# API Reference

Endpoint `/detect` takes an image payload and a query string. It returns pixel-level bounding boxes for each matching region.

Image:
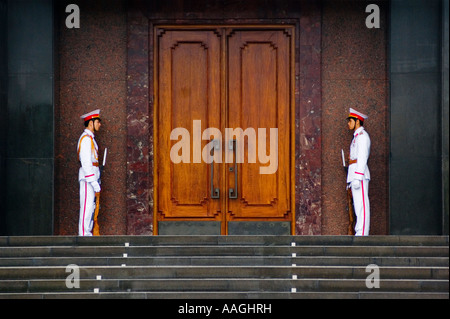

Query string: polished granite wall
[54,0,128,235]
[321,0,389,235]
[1,1,443,236]
[54,0,390,235]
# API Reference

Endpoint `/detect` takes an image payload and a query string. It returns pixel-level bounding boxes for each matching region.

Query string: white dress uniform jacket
[77,129,100,236]
[78,129,100,183]
[347,126,371,236]
[347,126,371,183]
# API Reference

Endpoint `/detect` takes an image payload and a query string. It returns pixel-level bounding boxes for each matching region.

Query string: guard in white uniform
[346,108,371,236]
[77,109,102,236]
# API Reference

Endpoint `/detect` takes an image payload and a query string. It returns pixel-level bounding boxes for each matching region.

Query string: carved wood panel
[155,26,294,231]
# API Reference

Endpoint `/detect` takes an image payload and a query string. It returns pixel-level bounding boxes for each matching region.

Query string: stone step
[0,278,447,294]
[0,256,447,267]
[0,245,447,258]
[1,235,448,247]
[1,291,448,299]
[0,235,447,299]
[0,265,447,280]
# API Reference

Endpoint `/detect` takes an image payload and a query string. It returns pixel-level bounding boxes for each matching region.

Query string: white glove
[351,180,361,190]
[91,181,101,193]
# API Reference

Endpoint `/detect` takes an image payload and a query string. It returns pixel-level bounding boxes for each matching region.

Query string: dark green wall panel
[0,0,7,235]
[2,0,54,235]
[5,158,53,235]
[389,0,445,234]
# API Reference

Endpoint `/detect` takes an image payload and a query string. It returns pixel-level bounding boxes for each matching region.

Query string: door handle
[210,139,220,199]
[228,140,238,199]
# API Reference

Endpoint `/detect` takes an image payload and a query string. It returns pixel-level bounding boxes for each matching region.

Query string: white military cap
[347,107,368,122]
[80,109,101,122]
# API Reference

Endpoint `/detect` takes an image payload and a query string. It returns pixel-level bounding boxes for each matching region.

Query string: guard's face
[94,119,102,131]
[347,118,355,131]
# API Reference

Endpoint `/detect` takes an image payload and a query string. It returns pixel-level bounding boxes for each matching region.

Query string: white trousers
[351,179,370,236]
[79,180,95,236]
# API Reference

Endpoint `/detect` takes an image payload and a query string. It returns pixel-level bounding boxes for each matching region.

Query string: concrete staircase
[0,235,448,299]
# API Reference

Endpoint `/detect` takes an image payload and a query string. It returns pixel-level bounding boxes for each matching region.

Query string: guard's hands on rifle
[91,181,101,193]
[351,179,361,190]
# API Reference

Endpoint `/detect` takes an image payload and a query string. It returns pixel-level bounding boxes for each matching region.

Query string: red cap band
[348,112,364,122]
[83,114,100,122]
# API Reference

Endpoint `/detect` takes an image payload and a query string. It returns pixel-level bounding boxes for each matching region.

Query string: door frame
[153,24,296,235]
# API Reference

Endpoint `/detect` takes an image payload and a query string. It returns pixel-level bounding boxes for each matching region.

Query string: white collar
[84,128,95,138]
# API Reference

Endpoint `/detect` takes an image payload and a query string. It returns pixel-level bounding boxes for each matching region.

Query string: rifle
[93,193,100,236]
[93,148,107,236]
[342,149,356,235]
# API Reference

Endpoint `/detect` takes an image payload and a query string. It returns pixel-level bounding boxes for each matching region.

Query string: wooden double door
[155,26,294,235]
